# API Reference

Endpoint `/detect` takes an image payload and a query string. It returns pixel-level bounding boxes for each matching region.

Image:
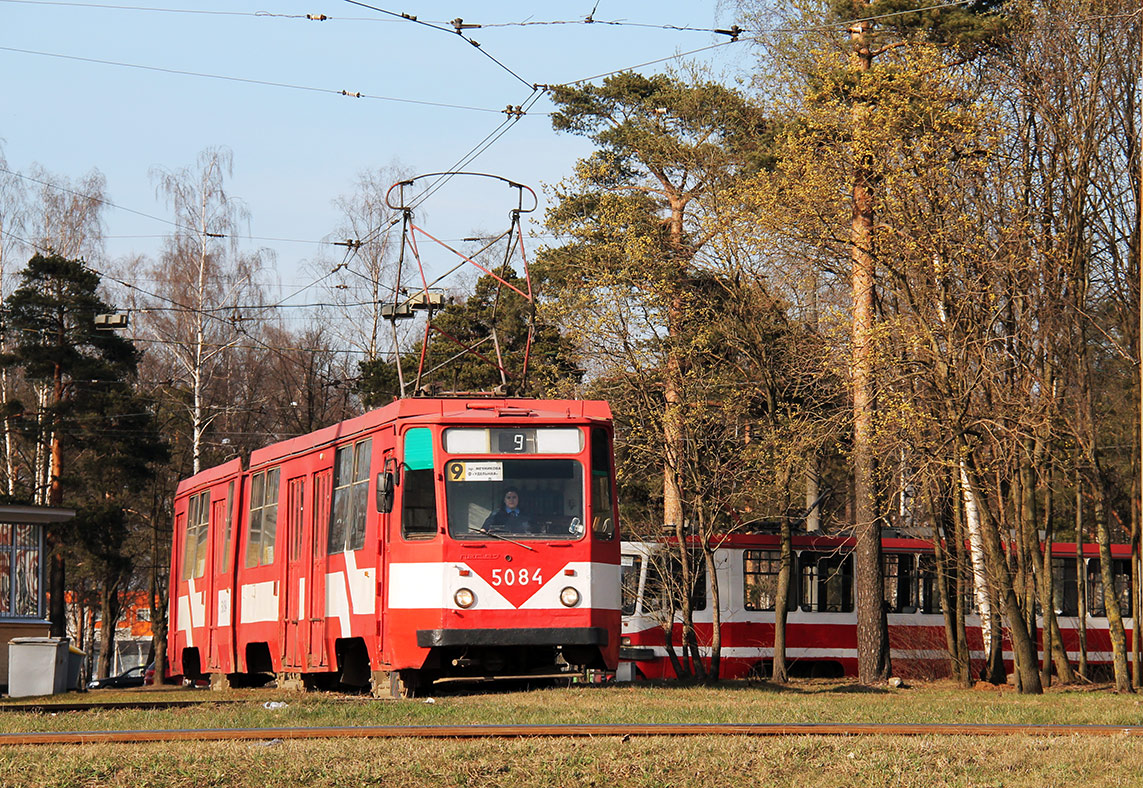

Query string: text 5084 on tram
[168,398,621,696]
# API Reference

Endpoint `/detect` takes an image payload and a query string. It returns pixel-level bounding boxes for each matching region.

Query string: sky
[1,0,753,307]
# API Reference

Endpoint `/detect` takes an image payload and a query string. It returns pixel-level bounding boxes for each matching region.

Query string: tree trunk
[704,543,720,682]
[48,364,66,637]
[951,490,973,685]
[772,516,793,683]
[671,531,702,681]
[962,453,1042,693]
[961,461,1001,683]
[1134,505,1142,688]
[1076,482,1089,680]
[1094,480,1133,692]
[1019,446,1066,687]
[1040,521,1076,684]
[848,15,890,686]
[805,459,821,532]
[924,472,967,684]
[97,578,123,680]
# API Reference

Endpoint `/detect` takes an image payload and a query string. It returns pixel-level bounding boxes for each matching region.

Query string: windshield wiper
[472,527,536,552]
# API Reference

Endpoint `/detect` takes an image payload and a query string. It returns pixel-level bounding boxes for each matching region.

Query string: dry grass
[1,680,1142,787]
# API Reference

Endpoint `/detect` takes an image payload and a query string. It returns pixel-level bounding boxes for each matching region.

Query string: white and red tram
[169,398,621,696]
[620,533,1135,680]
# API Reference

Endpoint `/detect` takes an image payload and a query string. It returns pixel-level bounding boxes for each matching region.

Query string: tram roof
[227,398,610,475]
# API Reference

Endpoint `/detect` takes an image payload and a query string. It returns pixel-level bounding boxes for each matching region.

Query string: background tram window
[1051,557,1079,616]
[883,553,917,613]
[800,553,853,613]
[917,555,943,614]
[644,553,706,615]
[1086,557,1132,618]
[744,549,795,612]
[621,555,642,616]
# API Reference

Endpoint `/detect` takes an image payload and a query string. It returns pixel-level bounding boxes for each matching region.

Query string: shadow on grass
[607,679,896,695]
[816,683,891,694]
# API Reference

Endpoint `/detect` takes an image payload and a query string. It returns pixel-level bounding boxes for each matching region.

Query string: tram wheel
[391,669,421,699]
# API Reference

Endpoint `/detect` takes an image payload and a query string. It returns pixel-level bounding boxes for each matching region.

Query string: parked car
[87,664,146,689]
[143,662,155,686]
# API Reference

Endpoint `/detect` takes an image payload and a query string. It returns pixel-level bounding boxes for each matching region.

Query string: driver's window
[402,428,438,539]
[590,428,616,540]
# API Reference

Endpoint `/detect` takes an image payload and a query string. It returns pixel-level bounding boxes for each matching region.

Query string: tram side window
[917,555,943,614]
[182,490,210,580]
[1051,557,1079,616]
[1086,558,1132,618]
[883,554,917,613]
[245,468,280,568]
[800,552,853,613]
[590,428,616,540]
[645,553,707,615]
[220,481,235,571]
[328,439,372,554]
[744,549,795,612]
[402,427,438,539]
[288,477,305,562]
[621,555,642,616]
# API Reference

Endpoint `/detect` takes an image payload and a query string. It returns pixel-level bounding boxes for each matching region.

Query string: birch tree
[320,166,410,363]
[144,147,267,474]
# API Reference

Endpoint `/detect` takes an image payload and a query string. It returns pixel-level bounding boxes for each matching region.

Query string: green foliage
[825,0,1009,54]
[0,253,167,495]
[1,254,138,385]
[551,72,774,181]
[0,252,168,638]
[544,71,828,535]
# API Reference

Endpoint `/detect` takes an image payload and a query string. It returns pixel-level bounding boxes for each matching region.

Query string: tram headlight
[559,586,580,607]
[454,588,476,609]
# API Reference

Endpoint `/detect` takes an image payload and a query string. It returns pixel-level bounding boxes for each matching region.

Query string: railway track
[3,722,1142,745]
[0,699,242,714]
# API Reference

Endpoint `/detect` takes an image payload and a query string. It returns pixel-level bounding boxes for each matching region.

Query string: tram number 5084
[491,568,541,587]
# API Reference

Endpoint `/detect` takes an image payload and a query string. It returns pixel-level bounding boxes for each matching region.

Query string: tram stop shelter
[0,505,75,687]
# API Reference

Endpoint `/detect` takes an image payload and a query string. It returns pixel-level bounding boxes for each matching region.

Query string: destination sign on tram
[446,461,503,482]
[443,427,583,455]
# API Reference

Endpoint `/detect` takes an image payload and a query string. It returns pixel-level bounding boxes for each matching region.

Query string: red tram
[169,398,621,696]
[620,533,1135,680]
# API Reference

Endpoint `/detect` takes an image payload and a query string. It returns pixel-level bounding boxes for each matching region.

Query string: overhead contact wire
[0,45,501,113]
[339,0,535,89]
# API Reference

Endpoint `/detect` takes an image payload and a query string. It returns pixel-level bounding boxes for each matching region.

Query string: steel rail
[0,699,240,714]
[3,722,1143,745]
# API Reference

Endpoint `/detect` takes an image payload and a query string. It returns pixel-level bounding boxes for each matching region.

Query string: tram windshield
[444,458,585,540]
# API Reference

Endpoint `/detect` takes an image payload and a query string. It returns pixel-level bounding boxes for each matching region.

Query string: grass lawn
[1,679,1141,787]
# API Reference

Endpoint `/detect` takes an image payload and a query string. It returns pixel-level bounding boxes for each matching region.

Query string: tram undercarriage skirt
[416,627,609,648]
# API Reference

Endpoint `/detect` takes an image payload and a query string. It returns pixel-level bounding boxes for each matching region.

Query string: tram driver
[482,488,529,533]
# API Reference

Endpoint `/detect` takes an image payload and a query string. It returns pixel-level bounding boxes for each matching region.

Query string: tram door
[377,445,396,659]
[308,468,332,668]
[283,476,307,669]
[208,482,236,673]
